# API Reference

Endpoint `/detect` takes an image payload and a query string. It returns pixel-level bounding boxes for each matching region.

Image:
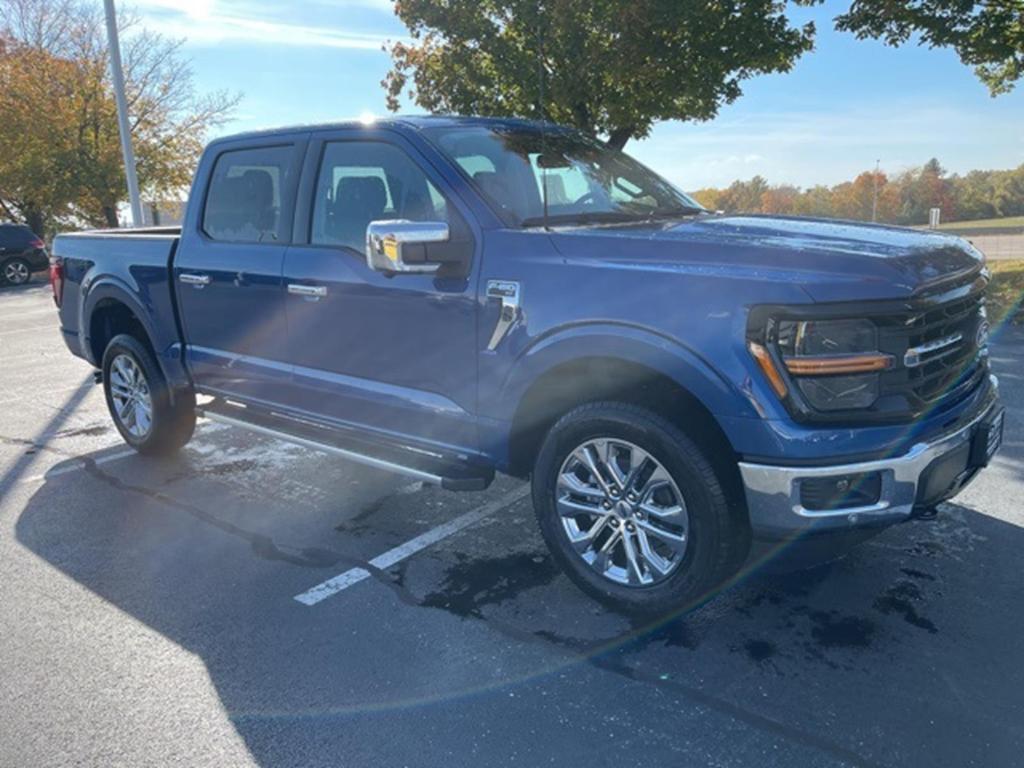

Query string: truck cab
[52,116,1003,613]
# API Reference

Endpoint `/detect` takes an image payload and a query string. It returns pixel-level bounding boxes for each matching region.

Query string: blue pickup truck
[52,116,1003,612]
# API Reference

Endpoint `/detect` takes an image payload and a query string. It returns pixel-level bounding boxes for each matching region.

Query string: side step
[196,400,494,491]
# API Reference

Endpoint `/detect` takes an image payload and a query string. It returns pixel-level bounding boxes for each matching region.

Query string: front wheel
[102,334,196,455]
[532,402,749,615]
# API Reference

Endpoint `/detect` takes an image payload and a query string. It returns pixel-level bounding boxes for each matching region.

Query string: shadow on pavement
[13,437,1024,767]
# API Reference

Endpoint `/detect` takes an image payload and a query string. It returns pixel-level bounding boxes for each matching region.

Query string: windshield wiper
[520,211,649,228]
[521,207,706,228]
[644,206,706,220]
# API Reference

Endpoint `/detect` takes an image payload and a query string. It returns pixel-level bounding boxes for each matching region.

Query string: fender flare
[79,276,190,392]
[80,277,157,363]
[493,321,758,423]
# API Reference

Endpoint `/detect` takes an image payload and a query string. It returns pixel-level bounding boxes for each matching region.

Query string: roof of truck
[207,114,567,145]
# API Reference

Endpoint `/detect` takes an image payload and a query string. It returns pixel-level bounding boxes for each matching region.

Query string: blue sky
[133,0,1024,190]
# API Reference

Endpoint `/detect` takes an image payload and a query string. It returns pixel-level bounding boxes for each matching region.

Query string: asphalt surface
[1,278,1022,768]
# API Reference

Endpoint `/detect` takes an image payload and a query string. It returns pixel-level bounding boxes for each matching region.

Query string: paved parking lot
[1,279,1023,768]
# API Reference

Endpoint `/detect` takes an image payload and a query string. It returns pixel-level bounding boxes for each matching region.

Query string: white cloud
[133,0,402,50]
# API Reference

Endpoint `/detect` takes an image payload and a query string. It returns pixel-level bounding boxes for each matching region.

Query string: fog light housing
[800,472,882,511]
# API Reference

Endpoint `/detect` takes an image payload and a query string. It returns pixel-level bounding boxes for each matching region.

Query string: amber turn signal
[783,354,893,376]
[747,342,788,398]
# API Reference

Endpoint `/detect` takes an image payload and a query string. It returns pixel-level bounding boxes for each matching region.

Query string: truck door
[174,137,306,405]
[281,131,480,454]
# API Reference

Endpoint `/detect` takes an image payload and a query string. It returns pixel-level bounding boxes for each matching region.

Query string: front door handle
[288,284,327,300]
[179,273,211,287]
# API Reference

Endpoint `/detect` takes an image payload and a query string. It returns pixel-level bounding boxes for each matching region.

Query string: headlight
[748,317,894,412]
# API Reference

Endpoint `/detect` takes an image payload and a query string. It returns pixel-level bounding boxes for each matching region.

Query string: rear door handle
[288,284,327,300]
[179,273,210,287]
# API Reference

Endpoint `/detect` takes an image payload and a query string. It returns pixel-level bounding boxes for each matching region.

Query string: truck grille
[876,278,989,416]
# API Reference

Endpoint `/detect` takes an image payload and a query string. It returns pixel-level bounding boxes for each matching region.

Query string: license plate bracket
[969,408,1004,468]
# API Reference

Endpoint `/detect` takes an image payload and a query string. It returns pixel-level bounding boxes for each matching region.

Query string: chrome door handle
[288,284,327,299]
[179,273,210,287]
[485,280,520,351]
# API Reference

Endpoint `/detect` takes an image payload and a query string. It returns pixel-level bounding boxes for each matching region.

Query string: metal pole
[871,159,880,223]
[103,0,143,228]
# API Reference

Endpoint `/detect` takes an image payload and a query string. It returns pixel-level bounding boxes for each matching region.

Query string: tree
[760,184,800,214]
[0,0,239,234]
[817,0,1024,96]
[385,0,815,149]
[793,184,835,218]
[688,159,1023,226]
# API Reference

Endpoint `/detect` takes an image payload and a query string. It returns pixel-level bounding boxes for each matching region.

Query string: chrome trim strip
[904,332,963,368]
[179,273,211,287]
[485,280,520,351]
[739,376,999,534]
[198,409,444,485]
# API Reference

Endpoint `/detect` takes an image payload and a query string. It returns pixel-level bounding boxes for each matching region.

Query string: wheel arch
[82,279,192,400]
[504,353,747,528]
[83,282,157,366]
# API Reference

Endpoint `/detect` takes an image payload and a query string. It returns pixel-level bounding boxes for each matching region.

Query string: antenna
[537,6,549,231]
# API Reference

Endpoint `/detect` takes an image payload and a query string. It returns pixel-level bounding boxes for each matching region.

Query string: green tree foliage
[810,0,1024,96]
[0,0,239,235]
[385,0,816,149]
[690,161,1024,225]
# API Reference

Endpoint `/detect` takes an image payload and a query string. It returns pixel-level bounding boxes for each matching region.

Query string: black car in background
[0,224,48,286]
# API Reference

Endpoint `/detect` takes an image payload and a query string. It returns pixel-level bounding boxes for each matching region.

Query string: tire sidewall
[102,334,172,452]
[3,258,31,286]
[533,405,733,614]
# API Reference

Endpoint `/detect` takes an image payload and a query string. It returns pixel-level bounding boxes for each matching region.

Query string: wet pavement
[2,279,1022,767]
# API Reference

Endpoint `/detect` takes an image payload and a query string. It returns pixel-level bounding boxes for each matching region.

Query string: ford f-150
[51,116,1004,613]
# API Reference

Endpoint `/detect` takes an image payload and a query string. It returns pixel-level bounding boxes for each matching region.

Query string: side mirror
[365,220,450,274]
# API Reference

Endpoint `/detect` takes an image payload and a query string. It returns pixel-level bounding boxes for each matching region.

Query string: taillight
[30,237,45,249]
[49,260,64,307]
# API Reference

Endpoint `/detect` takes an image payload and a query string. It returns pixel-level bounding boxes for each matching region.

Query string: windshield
[424,125,704,226]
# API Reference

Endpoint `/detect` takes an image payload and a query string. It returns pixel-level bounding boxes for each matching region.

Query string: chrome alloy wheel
[557,439,689,586]
[109,353,153,438]
[3,260,29,285]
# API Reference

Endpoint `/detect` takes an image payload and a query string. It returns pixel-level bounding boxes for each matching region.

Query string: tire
[532,402,749,615]
[2,257,32,286]
[101,333,196,456]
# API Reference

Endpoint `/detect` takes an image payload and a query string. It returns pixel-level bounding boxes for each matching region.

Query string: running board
[196,401,494,492]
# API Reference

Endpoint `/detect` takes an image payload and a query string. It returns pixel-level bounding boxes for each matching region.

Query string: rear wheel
[102,334,195,455]
[532,402,749,615]
[2,258,31,286]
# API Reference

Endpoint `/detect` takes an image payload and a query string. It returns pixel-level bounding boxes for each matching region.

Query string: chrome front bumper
[739,382,1002,539]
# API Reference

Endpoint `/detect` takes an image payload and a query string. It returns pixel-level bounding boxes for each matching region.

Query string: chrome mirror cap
[365,220,450,274]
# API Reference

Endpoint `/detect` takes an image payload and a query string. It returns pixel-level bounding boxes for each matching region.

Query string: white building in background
[141,200,186,227]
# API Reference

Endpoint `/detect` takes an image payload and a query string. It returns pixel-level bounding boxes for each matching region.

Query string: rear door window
[203,146,293,243]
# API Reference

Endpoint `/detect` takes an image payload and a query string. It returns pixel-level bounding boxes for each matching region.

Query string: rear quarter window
[0,225,35,246]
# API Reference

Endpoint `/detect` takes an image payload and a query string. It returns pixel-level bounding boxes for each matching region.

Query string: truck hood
[548,214,985,302]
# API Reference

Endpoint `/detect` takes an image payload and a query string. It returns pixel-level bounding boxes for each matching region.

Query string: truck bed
[52,228,183,371]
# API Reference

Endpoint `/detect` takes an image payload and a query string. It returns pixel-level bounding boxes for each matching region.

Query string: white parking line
[294,484,530,606]
[18,448,137,485]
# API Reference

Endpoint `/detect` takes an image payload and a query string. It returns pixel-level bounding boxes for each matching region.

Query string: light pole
[103,0,143,228]
[871,159,880,223]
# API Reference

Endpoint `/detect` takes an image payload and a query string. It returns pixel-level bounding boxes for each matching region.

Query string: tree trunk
[606,126,635,151]
[103,205,120,228]
[25,208,45,238]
